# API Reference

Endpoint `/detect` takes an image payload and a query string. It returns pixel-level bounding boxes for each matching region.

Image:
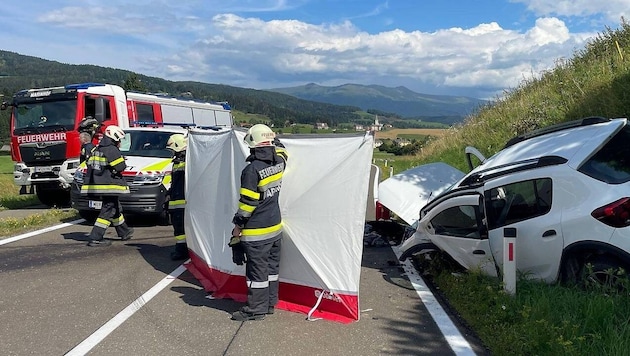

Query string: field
[374,128,449,140]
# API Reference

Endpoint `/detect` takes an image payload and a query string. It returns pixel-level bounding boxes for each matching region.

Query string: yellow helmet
[166,133,187,152]
[104,125,125,142]
[244,124,275,148]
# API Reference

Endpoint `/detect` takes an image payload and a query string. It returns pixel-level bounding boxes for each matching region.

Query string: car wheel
[580,256,628,291]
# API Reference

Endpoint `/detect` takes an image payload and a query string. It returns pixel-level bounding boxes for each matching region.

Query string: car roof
[472,118,627,173]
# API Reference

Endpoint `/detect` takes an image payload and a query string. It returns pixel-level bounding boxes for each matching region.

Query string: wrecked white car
[385,117,630,284]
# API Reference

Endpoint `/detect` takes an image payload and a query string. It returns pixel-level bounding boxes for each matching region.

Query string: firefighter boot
[170,242,189,261]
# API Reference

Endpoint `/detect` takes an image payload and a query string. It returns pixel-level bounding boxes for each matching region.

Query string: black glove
[229,236,246,265]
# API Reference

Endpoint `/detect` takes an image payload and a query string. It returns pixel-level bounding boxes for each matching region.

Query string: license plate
[88,200,102,209]
[34,166,53,173]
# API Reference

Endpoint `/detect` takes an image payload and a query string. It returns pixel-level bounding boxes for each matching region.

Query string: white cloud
[159,14,590,98]
[512,0,630,22]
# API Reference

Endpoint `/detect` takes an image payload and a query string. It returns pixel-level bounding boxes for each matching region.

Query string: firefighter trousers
[169,208,186,243]
[88,195,132,241]
[242,236,282,315]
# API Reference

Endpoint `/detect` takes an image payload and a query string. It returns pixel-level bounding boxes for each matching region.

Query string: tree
[123,73,147,92]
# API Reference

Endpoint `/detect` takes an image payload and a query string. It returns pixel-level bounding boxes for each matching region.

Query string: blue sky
[2,0,628,99]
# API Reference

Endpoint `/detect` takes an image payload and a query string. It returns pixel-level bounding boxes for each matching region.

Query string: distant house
[354,124,364,131]
[315,122,329,130]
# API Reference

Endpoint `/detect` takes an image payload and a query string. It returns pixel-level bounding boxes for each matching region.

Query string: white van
[71,126,198,223]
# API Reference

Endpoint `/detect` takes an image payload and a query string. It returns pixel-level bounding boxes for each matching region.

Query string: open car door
[420,193,498,277]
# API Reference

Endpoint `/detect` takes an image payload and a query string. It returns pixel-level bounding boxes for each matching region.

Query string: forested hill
[0,50,364,129]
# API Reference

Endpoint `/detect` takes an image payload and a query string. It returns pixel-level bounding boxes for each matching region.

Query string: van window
[485,178,552,229]
[430,205,481,239]
[578,124,630,184]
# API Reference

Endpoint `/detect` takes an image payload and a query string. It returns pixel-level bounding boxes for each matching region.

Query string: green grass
[0,209,79,237]
[433,269,630,356]
[0,153,40,209]
[0,153,78,237]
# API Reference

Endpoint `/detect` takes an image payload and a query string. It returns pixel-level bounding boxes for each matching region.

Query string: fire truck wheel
[36,189,71,208]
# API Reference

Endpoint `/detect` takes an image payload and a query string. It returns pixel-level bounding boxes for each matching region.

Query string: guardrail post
[503,227,517,295]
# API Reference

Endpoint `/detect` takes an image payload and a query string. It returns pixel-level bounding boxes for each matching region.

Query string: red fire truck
[1,82,232,207]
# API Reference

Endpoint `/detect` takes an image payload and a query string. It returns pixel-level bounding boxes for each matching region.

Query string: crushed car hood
[378,162,465,226]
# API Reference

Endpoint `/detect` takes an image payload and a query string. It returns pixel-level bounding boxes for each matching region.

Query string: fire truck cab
[1,83,129,206]
[1,82,233,207]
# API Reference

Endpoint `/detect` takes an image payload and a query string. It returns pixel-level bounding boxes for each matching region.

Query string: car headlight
[132,172,165,185]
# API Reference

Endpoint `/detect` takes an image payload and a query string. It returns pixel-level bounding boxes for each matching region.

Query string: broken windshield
[13,99,77,133]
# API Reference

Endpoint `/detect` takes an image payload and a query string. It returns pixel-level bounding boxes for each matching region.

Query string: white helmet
[244,124,275,148]
[104,125,125,142]
[166,133,187,152]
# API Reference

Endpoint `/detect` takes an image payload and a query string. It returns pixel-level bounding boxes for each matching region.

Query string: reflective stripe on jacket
[81,136,130,196]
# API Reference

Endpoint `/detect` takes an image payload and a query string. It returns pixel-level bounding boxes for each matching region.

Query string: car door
[420,192,498,277]
[485,177,563,282]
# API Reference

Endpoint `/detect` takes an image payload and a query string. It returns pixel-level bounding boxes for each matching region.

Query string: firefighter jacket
[233,144,287,243]
[80,136,130,196]
[168,151,186,210]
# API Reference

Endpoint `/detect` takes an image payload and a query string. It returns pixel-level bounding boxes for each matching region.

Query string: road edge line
[391,245,476,356]
[0,219,86,246]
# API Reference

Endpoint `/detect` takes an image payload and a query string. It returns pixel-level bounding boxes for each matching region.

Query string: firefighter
[166,133,189,260]
[230,124,287,321]
[78,116,100,164]
[81,125,134,247]
[79,131,94,164]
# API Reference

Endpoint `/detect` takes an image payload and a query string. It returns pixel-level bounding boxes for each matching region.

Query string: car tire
[580,255,628,291]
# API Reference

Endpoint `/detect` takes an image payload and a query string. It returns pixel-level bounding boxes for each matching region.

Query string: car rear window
[578,124,630,184]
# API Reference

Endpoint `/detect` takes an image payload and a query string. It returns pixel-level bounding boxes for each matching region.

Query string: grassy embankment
[0,152,78,238]
[384,23,630,355]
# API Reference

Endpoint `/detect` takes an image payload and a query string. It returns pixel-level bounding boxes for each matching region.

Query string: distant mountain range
[270,83,488,118]
[0,50,485,130]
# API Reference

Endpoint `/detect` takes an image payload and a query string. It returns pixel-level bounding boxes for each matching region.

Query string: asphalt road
[0,215,489,356]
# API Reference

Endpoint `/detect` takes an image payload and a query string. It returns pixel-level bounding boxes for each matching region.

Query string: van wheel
[157,210,171,226]
[78,210,99,223]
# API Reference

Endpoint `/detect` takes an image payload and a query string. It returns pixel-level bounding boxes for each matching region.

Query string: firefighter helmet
[244,124,275,148]
[104,125,125,142]
[166,133,187,152]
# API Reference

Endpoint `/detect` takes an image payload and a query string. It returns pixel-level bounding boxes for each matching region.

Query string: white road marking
[65,263,189,356]
[391,246,477,356]
[0,219,85,246]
